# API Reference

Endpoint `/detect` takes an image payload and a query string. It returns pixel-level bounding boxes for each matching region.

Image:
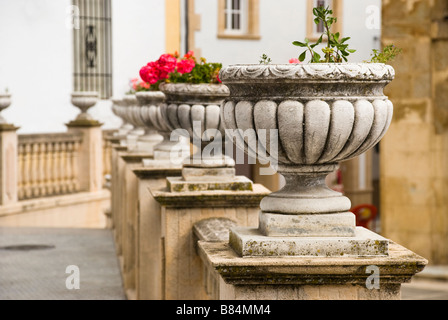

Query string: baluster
[53,142,61,194]
[60,141,68,194]
[23,143,32,199]
[72,140,80,192]
[38,142,46,197]
[66,141,74,193]
[46,142,54,196]
[17,144,24,200]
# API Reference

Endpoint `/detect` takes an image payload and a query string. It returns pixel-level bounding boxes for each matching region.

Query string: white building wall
[0,0,165,133]
[194,0,381,67]
[0,0,74,133]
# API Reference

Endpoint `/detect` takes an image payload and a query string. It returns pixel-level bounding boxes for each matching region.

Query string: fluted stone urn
[220,63,394,257]
[121,94,146,151]
[133,91,165,154]
[111,97,133,136]
[159,82,252,192]
[0,93,12,124]
[70,91,100,124]
[136,91,190,167]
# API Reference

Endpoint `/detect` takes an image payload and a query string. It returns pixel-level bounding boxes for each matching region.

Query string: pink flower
[289,58,301,64]
[157,54,177,79]
[140,61,161,84]
[177,58,195,74]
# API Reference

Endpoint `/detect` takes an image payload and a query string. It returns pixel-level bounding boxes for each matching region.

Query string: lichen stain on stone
[392,101,427,123]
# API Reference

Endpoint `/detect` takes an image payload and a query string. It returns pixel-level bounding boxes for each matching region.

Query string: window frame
[218,0,260,40]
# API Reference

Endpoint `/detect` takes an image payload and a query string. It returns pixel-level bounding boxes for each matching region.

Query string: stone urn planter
[111,97,133,136]
[0,93,12,124]
[122,94,144,136]
[159,82,252,191]
[136,91,189,166]
[70,91,99,123]
[134,91,164,154]
[121,94,146,151]
[219,63,394,257]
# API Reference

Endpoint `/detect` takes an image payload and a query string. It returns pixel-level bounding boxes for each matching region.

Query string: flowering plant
[127,78,151,94]
[139,51,222,89]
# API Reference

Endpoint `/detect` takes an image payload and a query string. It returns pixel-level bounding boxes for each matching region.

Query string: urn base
[166,176,253,193]
[229,226,389,257]
[259,211,356,237]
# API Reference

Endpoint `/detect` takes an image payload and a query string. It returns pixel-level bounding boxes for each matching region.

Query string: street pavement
[0,227,126,300]
[0,226,446,300]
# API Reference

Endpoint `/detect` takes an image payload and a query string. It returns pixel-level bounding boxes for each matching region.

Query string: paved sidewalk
[401,265,448,300]
[0,227,126,300]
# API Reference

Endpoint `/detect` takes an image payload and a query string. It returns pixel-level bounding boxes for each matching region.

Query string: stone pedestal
[152,184,270,300]
[66,121,104,192]
[115,152,153,300]
[110,143,128,255]
[0,124,19,205]
[198,240,427,300]
[132,167,182,300]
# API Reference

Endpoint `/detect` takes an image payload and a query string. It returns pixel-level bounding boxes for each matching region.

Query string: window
[306,0,343,41]
[224,0,246,34]
[72,0,113,99]
[218,0,260,40]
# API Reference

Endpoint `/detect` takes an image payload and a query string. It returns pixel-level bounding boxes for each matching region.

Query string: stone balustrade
[17,133,83,200]
[0,94,111,228]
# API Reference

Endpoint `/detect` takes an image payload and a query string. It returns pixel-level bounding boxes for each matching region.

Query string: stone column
[199,240,427,300]
[0,93,18,206]
[116,152,154,300]
[0,123,18,206]
[152,184,270,300]
[110,143,128,255]
[132,167,182,300]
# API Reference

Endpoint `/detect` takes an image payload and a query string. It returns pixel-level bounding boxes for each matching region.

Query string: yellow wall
[381,0,448,264]
[165,0,181,54]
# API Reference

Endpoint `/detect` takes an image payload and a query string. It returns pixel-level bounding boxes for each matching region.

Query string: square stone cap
[198,240,428,286]
[132,166,182,179]
[151,183,270,208]
[0,123,19,132]
[121,153,153,163]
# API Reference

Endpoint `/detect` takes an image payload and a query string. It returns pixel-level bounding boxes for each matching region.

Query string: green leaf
[313,52,321,62]
[316,34,323,44]
[347,49,356,53]
[341,37,350,43]
[299,51,307,62]
[292,41,307,47]
[314,18,320,25]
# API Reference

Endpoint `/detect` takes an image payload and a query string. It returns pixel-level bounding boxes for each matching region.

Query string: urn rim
[219,63,395,83]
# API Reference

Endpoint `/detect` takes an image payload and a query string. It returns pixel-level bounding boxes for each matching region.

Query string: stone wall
[381,0,448,264]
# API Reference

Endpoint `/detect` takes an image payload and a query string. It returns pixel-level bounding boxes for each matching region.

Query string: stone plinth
[132,167,182,300]
[152,184,270,300]
[0,124,19,205]
[66,121,104,192]
[198,240,427,300]
[230,227,388,257]
[115,151,153,300]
